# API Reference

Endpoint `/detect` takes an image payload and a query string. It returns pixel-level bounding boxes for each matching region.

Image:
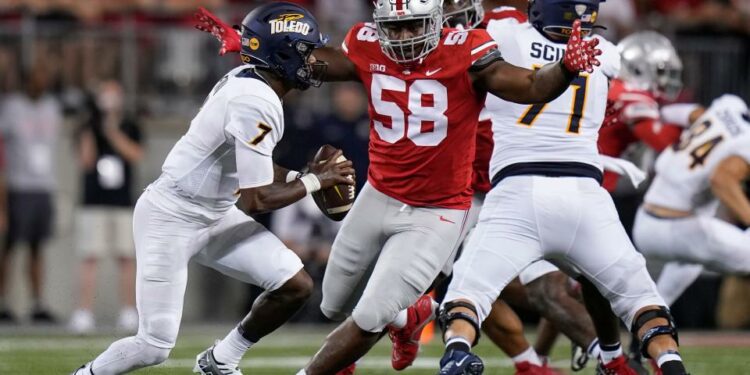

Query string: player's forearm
[238,181,307,215]
[273,164,293,183]
[525,61,578,104]
[315,47,359,82]
[712,182,750,226]
[711,159,750,226]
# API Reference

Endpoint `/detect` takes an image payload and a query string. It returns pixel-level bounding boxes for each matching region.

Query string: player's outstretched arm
[472,19,600,104]
[313,47,359,82]
[710,155,750,226]
[194,7,241,56]
[238,151,355,215]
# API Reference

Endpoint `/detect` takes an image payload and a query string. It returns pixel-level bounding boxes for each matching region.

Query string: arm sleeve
[225,95,283,156]
[236,140,274,189]
[468,29,499,66]
[660,103,700,127]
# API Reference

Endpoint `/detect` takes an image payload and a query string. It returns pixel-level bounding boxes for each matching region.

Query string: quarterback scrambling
[72,3,354,375]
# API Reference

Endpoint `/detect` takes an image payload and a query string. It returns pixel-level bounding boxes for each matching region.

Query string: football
[310,144,356,221]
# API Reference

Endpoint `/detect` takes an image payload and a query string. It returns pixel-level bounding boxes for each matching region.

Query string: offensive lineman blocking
[437,1,689,374]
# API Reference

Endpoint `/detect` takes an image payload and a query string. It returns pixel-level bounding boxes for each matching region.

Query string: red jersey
[342,23,497,209]
[598,79,682,191]
[471,8,528,194]
[472,118,493,193]
[480,6,527,28]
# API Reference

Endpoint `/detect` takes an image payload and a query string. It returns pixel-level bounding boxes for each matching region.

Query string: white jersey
[484,18,620,177]
[645,95,750,211]
[152,66,284,221]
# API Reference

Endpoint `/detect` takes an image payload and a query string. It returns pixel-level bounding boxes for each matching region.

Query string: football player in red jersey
[599,31,685,192]
[194,1,601,373]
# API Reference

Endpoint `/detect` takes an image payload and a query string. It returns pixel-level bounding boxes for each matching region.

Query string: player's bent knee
[320,305,348,322]
[351,299,401,333]
[274,270,313,305]
[140,313,180,349]
[631,306,679,358]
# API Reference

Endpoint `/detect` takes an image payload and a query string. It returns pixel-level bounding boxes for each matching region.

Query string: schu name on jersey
[530,42,565,62]
[269,14,311,35]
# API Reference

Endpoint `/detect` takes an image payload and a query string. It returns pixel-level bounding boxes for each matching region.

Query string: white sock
[390,309,409,329]
[512,347,542,366]
[600,342,623,364]
[656,352,683,367]
[213,328,255,366]
[587,338,601,359]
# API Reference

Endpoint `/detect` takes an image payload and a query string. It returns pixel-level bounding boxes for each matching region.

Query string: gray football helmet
[618,31,683,100]
[444,0,485,29]
[372,0,444,64]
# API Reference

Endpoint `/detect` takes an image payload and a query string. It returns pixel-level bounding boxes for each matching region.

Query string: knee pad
[141,313,180,349]
[437,300,481,346]
[631,306,679,359]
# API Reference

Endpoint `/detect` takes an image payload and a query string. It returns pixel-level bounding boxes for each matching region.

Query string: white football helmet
[373,0,444,64]
[618,31,683,100]
[444,0,485,29]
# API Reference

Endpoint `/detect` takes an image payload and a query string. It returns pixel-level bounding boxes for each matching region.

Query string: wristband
[299,173,321,194]
[286,170,300,183]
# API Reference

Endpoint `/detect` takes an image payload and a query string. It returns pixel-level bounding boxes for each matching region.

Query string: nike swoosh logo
[439,216,455,224]
[425,68,443,76]
[455,356,468,367]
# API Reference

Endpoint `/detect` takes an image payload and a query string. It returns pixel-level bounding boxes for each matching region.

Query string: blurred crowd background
[0,0,748,335]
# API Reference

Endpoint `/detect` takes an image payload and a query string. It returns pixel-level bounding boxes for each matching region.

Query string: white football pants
[88,189,303,374]
[633,207,750,306]
[445,176,665,328]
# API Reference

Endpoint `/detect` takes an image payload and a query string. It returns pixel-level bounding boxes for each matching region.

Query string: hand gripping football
[311,145,356,221]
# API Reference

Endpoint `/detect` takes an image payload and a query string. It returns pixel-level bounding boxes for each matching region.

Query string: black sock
[660,360,687,375]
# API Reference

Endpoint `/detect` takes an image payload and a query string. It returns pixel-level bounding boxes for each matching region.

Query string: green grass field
[2,325,749,374]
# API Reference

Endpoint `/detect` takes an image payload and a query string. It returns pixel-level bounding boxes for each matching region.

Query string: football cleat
[595,355,639,375]
[70,362,93,375]
[193,342,243,375]
[336,362,356,375]
[627,357,650,375]
[388,295,438,370]
[515,361,564,375]
[438,350,484,375]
